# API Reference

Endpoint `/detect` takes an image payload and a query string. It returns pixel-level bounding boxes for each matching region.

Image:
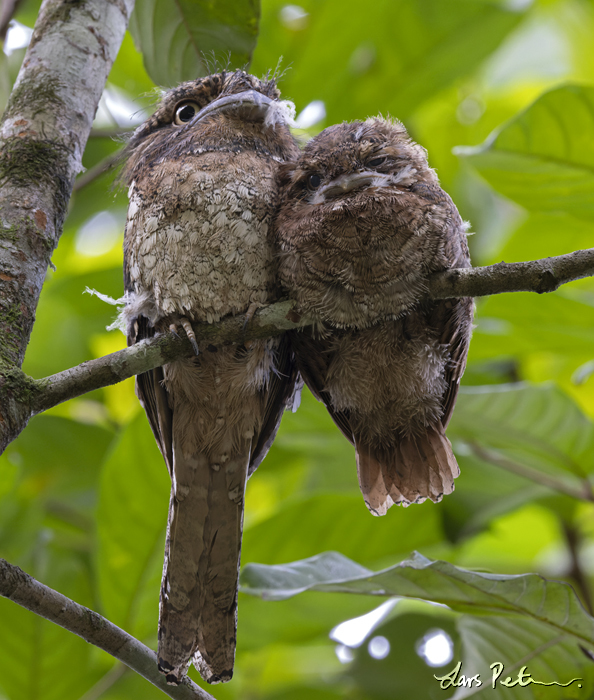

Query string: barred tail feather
[158,445,250,684]
[355,426,459,515]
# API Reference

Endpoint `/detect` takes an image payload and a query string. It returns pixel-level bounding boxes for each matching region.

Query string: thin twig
[74,149,123,191]
[90,127,134,139]
[77,663,128,700]
[0,558,215,700]
[562,522,593,616]
[469,442,594,503]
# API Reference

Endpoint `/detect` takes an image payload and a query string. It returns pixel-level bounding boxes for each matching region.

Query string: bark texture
[0,0,134,452]
[429,247,594,298]
[0,558,215,700]
[1,248,594,451]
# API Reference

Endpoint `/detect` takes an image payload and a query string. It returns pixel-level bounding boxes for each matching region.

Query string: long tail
[355,425,459,515]
[157,443,250,684]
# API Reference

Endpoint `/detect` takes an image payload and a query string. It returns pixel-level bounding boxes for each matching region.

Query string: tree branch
[0,558,215,700]
[2,247,594,448]
[429,247,594,298]
[74,147,123,191]
[0,0,134,451]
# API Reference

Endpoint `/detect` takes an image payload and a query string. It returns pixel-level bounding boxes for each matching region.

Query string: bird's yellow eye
[367,156,387,168]
[174,101,200,125]
[308,173,322,189]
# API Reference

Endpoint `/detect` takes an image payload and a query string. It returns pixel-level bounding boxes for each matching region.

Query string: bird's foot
[242,302,264,348]
[242,301,261,330]
[170,317,199,354]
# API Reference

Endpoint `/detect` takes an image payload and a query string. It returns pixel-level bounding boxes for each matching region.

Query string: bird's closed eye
[174,101,201,125]
[367,156,387,168]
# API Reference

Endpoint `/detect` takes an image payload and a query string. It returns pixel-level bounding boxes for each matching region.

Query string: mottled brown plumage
[276,118,473,514]
[121,71,300,684]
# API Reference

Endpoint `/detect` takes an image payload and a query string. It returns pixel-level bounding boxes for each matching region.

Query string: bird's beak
[320,172,380,199]
[191,89,275,124]
[313,171,403,205]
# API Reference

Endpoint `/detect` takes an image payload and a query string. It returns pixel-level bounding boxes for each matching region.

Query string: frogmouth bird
[121,71,300,684]
[276,117,473,515]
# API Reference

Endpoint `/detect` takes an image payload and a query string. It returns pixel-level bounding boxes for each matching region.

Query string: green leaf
[96,413,169,640]
[450,383,594,480]
[346,610,460,700]
[243,493,443,566]
[238,589,384,650]
[252,0,523,123]
[453,616,594,699]
[470,292,594,363]
[128,0,260,87]
[240,551,594,655]
[458,84,594,221]
[2,415,113,497]
[439,454,550,543]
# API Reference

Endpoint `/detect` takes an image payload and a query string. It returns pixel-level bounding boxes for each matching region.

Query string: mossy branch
[0,0,134,450]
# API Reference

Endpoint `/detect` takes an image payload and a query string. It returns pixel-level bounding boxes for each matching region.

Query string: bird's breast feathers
[125,151,279,324]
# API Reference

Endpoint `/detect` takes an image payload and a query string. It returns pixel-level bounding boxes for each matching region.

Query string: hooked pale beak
[320,172,380,198]
[191,89,274,124]
[312,171,400,204]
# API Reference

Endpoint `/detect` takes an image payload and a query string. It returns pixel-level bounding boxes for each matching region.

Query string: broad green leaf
[243,493,443,566]
[496,211,594,264]
[252,0,523,123]
[235,642,342,696]
[458,84,594,221]
[98,670,168,700]
[1,415,113,498]
[24,268,125,378]
[240,551,594,654]
[450,383,594,481]
[97,413,169,639]
[470,292,594,362]
[129,0,260,87]
[0,415,113,561]
[453,616,594,699]
[439,454,551,542]
[248,387,361,505]
[346,610,460,700]
[106,31,155,109]
[238,590,384,650]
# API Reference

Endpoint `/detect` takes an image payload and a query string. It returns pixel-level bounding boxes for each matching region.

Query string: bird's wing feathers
[249,334,302,475]
[128,315,174,474]
[433,295,473,428]
[289,329,355,444]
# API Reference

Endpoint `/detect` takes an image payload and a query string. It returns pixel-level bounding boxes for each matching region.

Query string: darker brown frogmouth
[276,118,473,514]
[121,71,300,684]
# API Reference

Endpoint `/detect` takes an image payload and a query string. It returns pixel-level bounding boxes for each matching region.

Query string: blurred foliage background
[1,0,594,698]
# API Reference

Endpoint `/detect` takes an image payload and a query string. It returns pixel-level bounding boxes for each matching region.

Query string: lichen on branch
[0,0,135,452]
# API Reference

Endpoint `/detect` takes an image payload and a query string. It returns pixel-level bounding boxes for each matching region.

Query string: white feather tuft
[264,99,297,128]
